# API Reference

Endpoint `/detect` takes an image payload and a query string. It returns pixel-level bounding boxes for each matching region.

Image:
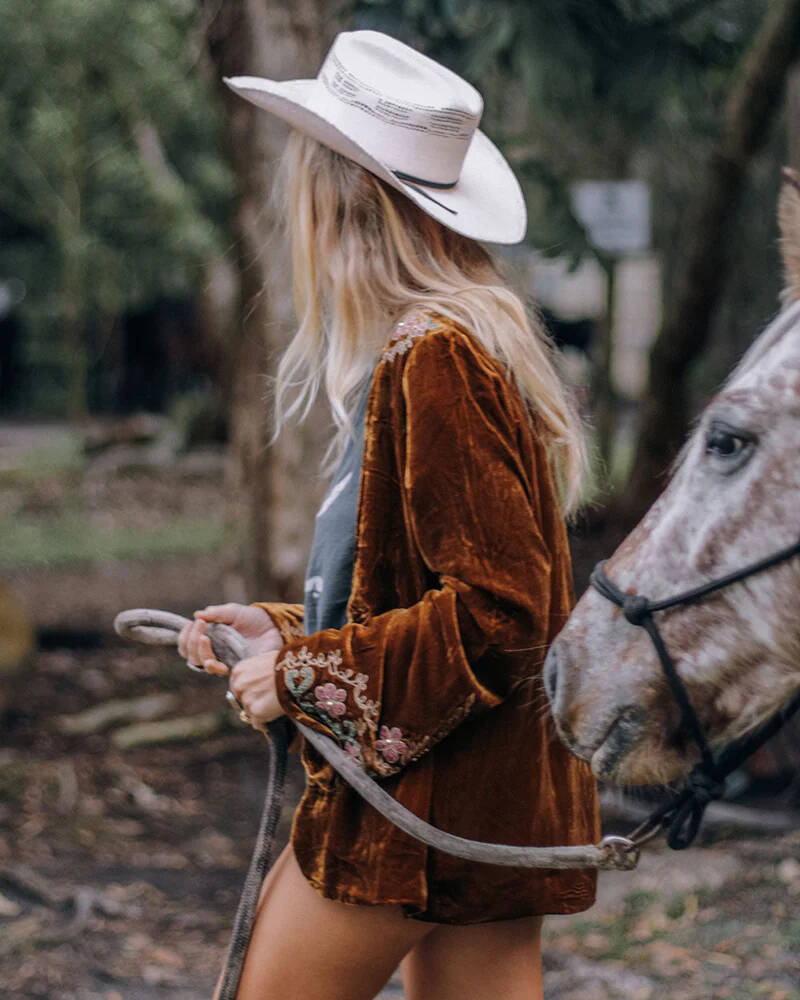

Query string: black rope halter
[590,535,800,850]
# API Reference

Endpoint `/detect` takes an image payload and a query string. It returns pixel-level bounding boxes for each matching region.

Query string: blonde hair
[273,131,587,513]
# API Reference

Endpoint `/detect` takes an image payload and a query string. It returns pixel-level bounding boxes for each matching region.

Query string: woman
[179,30,599,1000]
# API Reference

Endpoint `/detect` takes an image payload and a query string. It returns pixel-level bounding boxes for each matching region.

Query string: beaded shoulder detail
[381,310,442,363]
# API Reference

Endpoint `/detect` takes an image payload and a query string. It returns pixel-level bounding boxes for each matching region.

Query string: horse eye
[704,422,754,466]
[706,429,744,456]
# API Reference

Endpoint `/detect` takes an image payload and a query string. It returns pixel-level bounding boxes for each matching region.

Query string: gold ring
[239,709,251,725]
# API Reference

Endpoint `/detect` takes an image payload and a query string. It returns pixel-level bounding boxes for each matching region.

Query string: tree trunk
[621,0,800,519]
[62,61,90,425]
[789,66,800,169]
[203,0,340,599]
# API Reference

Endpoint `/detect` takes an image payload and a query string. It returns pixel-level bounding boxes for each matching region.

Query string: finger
[228,659,250,688]
[200,633,214,663]
[180,620,201,662]
[195,604,238,623]
[184,620,200,663]
[187,620,208,665]
[250,694,283,725]
[203,658,229,676]
[177,622,191,659]
[228,668,244,702]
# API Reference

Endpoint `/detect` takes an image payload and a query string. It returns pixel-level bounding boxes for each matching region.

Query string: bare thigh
[218,844,434,1000]
[401,914,544,1000]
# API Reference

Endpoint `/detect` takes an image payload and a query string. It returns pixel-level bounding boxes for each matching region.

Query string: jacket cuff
[273,642,368,764]
[250,602,305,646]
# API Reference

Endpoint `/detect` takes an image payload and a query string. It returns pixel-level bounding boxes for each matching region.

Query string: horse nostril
[543,647,559,705]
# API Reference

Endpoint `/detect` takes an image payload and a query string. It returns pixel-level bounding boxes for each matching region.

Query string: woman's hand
[229,650,284,728]
[177,603,281,676]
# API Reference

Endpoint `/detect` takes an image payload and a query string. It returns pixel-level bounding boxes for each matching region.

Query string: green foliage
[2,1,781,421]
[355,0,762,118]
[0,430,83,486]
[353,0,768,257]
[0,510,232,569]
[0,0,234,414]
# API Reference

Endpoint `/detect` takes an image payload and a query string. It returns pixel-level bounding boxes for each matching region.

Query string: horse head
[545,169,800,785]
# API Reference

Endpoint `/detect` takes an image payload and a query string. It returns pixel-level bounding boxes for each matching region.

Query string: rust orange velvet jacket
[256,311,600,924]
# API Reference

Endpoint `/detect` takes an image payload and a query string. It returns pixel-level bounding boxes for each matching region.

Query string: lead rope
[114,608,639,999]
[217,717,291,1000]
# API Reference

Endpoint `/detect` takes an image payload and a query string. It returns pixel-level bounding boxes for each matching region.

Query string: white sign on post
[570,180,651,255]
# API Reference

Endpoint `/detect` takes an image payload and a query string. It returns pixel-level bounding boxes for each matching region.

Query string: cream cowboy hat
[224,30,526,245]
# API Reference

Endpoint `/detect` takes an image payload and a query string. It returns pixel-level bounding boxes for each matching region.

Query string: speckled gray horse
[545,170,800,786]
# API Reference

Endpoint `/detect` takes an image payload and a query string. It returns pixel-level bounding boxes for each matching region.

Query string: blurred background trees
[3,0,800,591]
[202,0,336,597]
[0,0,233,421]
[356,0,800,514]
[3,10,800,991]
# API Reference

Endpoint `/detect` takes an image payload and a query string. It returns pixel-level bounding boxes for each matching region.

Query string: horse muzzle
[544,641,648,779]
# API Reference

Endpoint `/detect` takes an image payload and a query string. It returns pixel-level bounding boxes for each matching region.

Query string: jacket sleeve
[273,328,554,776]
[250,602,305,646]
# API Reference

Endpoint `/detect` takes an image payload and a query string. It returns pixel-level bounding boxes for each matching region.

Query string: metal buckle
[598,835,640,871]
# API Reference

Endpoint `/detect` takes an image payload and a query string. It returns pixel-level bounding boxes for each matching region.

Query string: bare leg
[401,914,544,1000]
[214,844,434,1000]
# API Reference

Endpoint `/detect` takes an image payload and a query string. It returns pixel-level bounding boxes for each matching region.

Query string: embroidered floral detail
[369,695,477,777]
[278,646,344,698]
[381,311,440,363]
[284,664,315,697]
[325,663,380,731]
[314,682,347,718]
[299,698,360,752]
[277,646,379,767]
[282,646,343,671]
[391,312,431,341]
[375,725,408,764]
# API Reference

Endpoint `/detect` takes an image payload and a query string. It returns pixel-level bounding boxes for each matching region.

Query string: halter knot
[623,594,650,626]
[663,763,727,850]
[685,764,725,806]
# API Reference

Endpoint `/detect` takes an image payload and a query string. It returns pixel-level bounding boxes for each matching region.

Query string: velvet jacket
[257,310,600,924]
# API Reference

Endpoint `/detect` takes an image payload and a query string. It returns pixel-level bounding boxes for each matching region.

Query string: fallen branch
[56,693,179,735]
[0,916,44,958]
[0,865,138,953]
[118,773,173,814]
[0,863,68,908]
[112,710,230,748]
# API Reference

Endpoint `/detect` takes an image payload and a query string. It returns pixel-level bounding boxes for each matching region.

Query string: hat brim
[223,76,526,245]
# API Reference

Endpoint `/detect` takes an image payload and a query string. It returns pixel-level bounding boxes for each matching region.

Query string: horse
[544,169,800,789]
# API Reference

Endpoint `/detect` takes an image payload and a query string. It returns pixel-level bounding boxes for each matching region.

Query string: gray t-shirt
[304,377,372,634]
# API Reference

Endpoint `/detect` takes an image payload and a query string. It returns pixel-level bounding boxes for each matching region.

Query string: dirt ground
[1,431,799,999]
[2,567,798,1000]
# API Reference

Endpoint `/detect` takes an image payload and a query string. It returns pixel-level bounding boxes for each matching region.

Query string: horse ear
[779,167,800,302]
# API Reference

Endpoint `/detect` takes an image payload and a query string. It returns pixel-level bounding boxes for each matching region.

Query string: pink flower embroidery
[314,683,347,718]
[344,741,362,762]
[391,311,430,341]
[376,725,408,764]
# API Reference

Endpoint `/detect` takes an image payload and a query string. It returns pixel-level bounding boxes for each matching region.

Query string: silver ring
[226,689,244,713]
[187,661,206,674]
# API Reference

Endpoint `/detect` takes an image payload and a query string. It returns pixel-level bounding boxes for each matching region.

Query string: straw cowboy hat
[224,30,526,245]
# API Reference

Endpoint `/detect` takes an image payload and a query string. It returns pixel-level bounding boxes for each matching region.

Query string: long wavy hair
[273,131,587,514]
